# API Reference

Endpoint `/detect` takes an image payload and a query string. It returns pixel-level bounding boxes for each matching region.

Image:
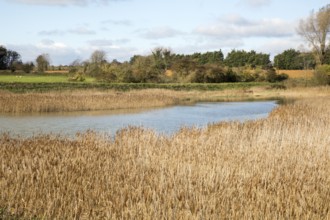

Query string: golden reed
[0,86,328,114]
[0,89,183,113]
[0,87,329,219]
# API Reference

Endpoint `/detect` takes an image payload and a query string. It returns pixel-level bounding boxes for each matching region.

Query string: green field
[0,74,96,83]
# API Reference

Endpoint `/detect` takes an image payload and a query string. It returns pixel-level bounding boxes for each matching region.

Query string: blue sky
[1,0,329,65]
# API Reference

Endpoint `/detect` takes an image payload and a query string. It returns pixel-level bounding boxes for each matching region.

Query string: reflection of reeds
[1,94,329,219]
[0,87,329,113]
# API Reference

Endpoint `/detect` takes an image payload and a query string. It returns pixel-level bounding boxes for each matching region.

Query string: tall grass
[0,89,183,113]
[0,87,329,114]
[0,92,329,219]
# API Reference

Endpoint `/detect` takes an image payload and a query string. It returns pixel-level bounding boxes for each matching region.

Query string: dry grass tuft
[1,91,330,219]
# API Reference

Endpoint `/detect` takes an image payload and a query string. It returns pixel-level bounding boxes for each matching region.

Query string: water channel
[0,101,278,137]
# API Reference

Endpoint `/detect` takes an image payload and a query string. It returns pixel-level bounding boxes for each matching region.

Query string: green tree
[190,50,224,65]
[274,49,302,70]
[151,47,173,72]
[6,50,21,72]
[130,55,161,83]
[247,50,270,68]
[224,50,270,68]
[36,54,50,72]
[171,56,197,79]
[22,62,35,73]
[85,50,107,77]
[225,50,248,67]
[297,4,330,64]
[0,46,21,71]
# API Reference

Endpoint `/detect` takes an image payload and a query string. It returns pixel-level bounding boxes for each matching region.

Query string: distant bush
[68,71,85,82]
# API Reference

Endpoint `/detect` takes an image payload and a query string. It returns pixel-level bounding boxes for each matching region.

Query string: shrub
[314,65,330,85]
[68,71,85,82]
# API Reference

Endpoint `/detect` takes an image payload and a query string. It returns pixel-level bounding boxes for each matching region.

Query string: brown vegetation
[0,88,330,219]
[0,89,183,113]
[0,86,328,114]
[278,69,314,78]
[44,70,69,74]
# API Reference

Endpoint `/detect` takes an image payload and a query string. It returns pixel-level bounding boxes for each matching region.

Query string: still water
[0,101,278,137]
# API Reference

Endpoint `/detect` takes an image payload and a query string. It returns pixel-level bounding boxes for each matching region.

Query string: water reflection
[0,101,278,137]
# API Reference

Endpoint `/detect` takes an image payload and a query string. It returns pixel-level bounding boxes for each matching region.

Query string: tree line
[0,46,51,73]
[67,48,289,83]
[0,45,324,83]
[0,46,34,73]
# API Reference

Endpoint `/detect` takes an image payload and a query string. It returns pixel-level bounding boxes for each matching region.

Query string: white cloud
[88,39,113,47]
[68,27,96,35]
[10,0,88,6]
[39,27,96,36]
[7,39,139,65]
[173,37,244,55]
[7,41,80,65]
[88,38,130,47]
[39,30,64,36]
[139,27,184,39]
[101,19,132,26]
[38,39,68,49]
[9,0,125,6]
[240,0,271,7]
[195,15,295,39]
[256,36,302,57]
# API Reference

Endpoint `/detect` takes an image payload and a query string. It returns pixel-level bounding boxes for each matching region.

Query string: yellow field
[278,69,314,78]
[44,70,69,74]
[0,87,330,219]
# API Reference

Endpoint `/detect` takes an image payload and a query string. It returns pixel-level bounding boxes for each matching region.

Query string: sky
[1,0,329,65]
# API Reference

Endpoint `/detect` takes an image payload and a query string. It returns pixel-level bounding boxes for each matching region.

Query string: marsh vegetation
[0,87,329,219]
[0,86,327,114]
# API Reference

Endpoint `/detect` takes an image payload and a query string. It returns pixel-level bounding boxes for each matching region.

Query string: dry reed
[0,89,182,113]
[0,86,329,114]
[0,90,329,219]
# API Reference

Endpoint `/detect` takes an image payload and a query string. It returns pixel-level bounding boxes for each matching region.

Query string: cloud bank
[10,0,125,6]
[139,27,184,39]
[241,0,271,7]
[194,15,294,39]
[39,27,96,36]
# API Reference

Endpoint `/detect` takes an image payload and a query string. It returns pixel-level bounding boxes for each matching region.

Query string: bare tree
[297,4,330,65]
[90,50,107,64]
